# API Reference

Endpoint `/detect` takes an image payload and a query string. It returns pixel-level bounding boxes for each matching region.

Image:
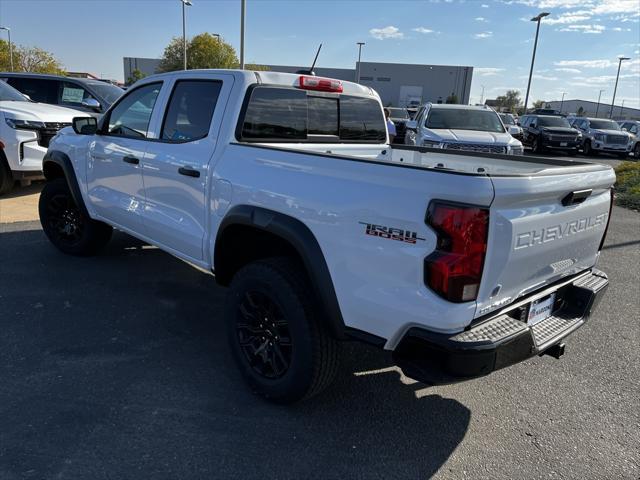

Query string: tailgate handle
[562,189,592,206]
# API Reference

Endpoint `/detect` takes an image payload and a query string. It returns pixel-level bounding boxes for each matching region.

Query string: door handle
[178,166,200,178]
[123,156,139,165]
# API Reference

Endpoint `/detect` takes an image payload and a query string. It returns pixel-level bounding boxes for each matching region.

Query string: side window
[107,82,162,139]
[7,77,58,104]
[339,96,386,141]
[60,82,95,107]
[161,80,222,142]
[630,125,638,135]
[241,87,307,140]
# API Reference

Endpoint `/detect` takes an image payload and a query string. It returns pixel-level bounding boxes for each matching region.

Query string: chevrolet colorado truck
[39,70,614,403]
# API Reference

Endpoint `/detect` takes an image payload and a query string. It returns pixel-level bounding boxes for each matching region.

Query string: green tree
[17,46,65,74]
[245,63,270,71]
[445,93,459,104]
[532,99,545,109]
[159,33,238,72]
[577,106,585,117]
[127,68,146,86]
[0,39,20,71]
[495,90,522,112]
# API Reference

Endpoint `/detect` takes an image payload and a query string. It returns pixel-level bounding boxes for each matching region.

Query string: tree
[159,33,238,72]
[127,68,146,86]
[245,63,270,71]
[577,106,585,117]
[445,93,459,104]
[532,100,545,109]
[495,89,522,113]
[0,40,64,74]
[0,39,19,71]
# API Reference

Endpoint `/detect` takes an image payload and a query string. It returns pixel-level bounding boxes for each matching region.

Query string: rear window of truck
[238,86,386,143]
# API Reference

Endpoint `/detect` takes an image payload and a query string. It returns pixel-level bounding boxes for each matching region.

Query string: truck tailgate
[475,166,615,318]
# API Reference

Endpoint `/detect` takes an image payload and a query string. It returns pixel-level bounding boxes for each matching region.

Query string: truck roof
[141,69,378,99]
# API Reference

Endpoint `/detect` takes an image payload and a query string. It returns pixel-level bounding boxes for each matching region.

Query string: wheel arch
[42,150,90,217]
[214,205,346,339]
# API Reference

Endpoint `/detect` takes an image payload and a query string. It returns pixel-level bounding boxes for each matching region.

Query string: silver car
[571,117,632,158]
[405,104,524,155]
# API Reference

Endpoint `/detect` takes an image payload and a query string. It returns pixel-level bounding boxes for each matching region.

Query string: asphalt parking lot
[0,154,638,480]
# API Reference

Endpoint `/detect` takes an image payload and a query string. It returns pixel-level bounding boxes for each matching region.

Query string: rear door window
[6,77,59,104]
[239,86,386,143]
[161,80,222,142]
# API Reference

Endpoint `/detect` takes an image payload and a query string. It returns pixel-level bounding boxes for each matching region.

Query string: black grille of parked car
[444,143,507,154]
[548,134,578,142]
[37,122,71,148]
[605,134,628,145]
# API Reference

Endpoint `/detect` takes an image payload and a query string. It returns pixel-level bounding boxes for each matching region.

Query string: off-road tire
[39,178,112,256]
[0,155,14,196]
[225,257,340,403]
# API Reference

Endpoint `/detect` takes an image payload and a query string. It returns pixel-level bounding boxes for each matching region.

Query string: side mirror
[621,127,628,132]
[405,120,418,131]
[530,123,537,129]
[81,98,101,111]
[72,116,98,135]
[507,125,520,135]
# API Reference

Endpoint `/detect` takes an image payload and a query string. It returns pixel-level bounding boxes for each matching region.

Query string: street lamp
[480,84,486,104]
[0,26,13,71]
[180,0,192,71]
[523,12,550,114]
[609,56,630,119]
[559,92,566,113]
[240,0,246,69]
[595,89,605,117]
[356,42,365,83]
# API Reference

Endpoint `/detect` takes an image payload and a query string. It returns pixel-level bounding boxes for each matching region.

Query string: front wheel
[225,257,340,403]
[532,138,545,154]
[39,178,112,256]
[583,140,597,156]
[634,143,640,159]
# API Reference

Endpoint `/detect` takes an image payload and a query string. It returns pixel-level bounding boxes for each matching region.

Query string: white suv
[0,80,87,195]
[405,104,524,155]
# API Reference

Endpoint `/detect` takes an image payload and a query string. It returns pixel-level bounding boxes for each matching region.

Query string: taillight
[598,189,614,251]
[424,201,489,302]
[298,75,343,93]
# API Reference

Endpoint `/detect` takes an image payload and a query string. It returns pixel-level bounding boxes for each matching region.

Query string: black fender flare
[215,205,346,339]
[42,150,90,217]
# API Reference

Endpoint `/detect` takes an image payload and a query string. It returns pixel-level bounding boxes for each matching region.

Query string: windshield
[499,114,515,125]
[86,82,124,105]
[0,80,28,102]
[387,108,409,119]
[426,108,504,133]
[590,119,620,130]
[538,116,571,127]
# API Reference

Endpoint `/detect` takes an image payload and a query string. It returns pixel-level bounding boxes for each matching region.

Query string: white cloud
[555,59,614,68]
[543,10,593,24]
[555,67,582,73]
[591,0,640,15]
[474,31,494,38]
[558,24,606,33]
[475,67,506,76]
[612,27,632,31]
[369,26,404,40]
[412,27,435,34]
[475,16,489,22]
[481,3,490,6]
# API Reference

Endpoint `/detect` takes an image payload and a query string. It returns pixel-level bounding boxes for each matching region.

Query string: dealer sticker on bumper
[528,293,556,326]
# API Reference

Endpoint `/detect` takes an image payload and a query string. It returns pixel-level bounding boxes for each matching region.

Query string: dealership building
[544,99,640,121]
[123,57,473,106]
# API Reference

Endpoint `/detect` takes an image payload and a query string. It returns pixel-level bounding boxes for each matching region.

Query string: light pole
[595,89,604,117]
[609,56,630,119]
[559,92,566,113]
[356,42,365,83]
[480,84,486,104]
[619,99,625,118]
[523,12,550,114]
[0,26,13,71]
[180,0,192,70]
[240,0,246,69]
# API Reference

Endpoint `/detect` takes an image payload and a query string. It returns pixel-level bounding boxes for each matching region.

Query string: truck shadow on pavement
[0,228,470,480]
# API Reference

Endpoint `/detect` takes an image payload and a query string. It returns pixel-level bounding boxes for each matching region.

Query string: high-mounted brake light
[298,75,343,93]
[424,201,489,303]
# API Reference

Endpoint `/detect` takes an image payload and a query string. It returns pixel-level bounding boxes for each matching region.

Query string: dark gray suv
[0,73,123,115]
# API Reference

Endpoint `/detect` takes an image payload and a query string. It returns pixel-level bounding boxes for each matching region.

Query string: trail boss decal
[359,222,425,244]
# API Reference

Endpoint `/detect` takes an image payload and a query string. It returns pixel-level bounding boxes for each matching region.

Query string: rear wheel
[225,257,340,403]
[0,156,14,196]
[583,140,597,156]
[39,178,112,256]
[532,138,545,154]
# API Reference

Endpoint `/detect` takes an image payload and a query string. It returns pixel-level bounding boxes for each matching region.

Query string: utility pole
[609,56,630,119]
[523,12,550,114]
[595,89,604,117]
[356,42,365,83]
[0,27,12,71]
[559,92,566,114]
[180,0,192,70]
[240,0,246,69]
[480,85,485,105]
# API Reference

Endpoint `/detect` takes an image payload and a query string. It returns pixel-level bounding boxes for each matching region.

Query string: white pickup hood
[0,100,82,122]
[475,165,615,318]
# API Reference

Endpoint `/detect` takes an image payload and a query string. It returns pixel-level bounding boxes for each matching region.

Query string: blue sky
[1,0,638,108]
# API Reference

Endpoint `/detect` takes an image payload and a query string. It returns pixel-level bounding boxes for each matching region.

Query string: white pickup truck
[39,70,614,403]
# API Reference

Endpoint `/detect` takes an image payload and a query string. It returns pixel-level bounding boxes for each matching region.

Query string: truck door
[140,74,233,261]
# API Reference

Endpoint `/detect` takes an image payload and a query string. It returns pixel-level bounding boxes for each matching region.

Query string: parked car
[572,117,633,158]
[519,114,581,155]
[0,73,124,115]
[619,120,640,158]
[405,103,524,154]
[499,113,523,141]
[40,70,613,402]
[0,80,89,195]
[387,107,409,144]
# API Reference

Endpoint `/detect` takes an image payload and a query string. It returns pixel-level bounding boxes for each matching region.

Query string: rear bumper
[392,269,608,385]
